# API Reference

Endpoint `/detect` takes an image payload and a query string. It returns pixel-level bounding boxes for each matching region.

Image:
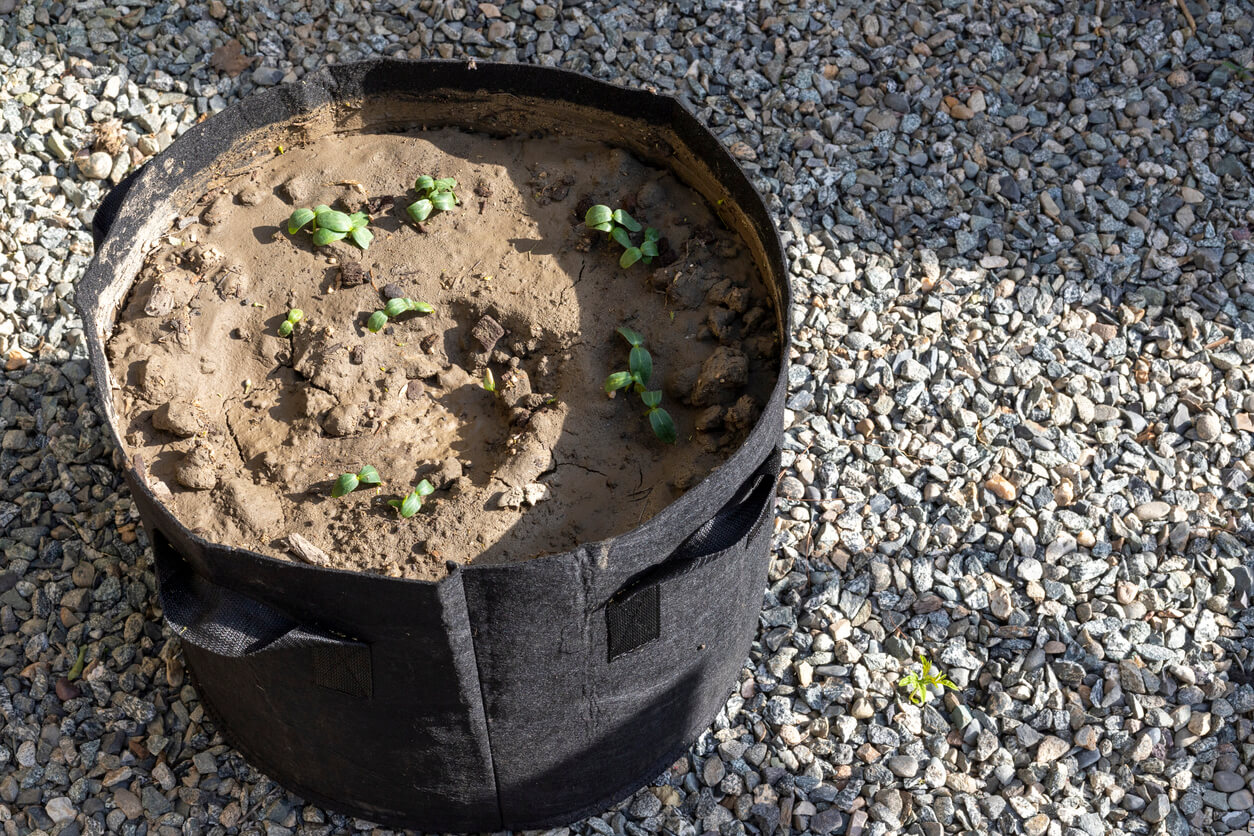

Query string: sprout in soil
[481,368,497,393]
[898,654,959,706]
[331,464,382,498]
[277,308,304,338]
[604,326,677,444]
[407,175,459,223]
[584,205,661,268]
[288,205,373,249]
[367,297,435,333]
[388,479,435,518]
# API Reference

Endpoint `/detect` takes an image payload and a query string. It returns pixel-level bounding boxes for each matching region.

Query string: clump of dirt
[107,127,778,580]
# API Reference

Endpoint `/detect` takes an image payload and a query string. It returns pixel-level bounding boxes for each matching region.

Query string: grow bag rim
[79,59,791,588]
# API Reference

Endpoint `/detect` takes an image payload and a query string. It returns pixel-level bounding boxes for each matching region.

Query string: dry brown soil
[107,127,777,580]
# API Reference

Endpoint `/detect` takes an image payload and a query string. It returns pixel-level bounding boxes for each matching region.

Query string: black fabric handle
[667,447,780,568]
[152,531,373,697]
[91,164,146,249]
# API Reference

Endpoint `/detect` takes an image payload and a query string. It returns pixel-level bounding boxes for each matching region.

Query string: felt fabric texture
[81,60,791,831]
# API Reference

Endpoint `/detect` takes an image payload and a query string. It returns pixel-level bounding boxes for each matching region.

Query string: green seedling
[1220,60,1252,82]
[331,465,382,498]
[585,205,661,268]
[277,308,304,338]
[407,175,459,223]
[898,654,958,706]
[481,368,497,393]
[604,326,676,444]
[367,298,435,332]
[288,205,373,249]
[67,646,87,681]
[388,479,435,518]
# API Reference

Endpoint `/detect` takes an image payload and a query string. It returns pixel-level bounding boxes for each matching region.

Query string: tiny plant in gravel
[288,205,373,249]
[331,465,382,498]
[389,479,435,518]
[481,368,497,393]
[585,205,660,268]
[367,298,434,333]
[898,654,958,706]
[407,175,459,223]
[277,308,303,338]
[604,326,676,443]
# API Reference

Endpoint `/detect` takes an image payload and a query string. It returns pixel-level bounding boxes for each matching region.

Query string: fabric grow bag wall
[80,60,791,831]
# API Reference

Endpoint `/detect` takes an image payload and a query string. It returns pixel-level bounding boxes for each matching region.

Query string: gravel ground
[3,1,1254,835]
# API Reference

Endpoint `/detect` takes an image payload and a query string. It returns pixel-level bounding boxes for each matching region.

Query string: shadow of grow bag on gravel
[80,60,791,832]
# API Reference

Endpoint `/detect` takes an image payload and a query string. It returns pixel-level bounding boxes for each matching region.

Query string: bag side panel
[170,551,500,831]
[463,481,774,828]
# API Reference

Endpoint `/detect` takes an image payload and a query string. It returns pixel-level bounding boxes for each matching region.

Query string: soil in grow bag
[106,123,778,580]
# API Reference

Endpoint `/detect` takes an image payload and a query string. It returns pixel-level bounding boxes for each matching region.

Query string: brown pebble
[985,473,1017,501]
[55,677,80,701]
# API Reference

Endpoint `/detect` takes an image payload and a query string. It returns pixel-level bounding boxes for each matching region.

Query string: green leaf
[648,407,677,444]
[278,320,293,338]
[357,465,381,484]
[644,226,660,242]
[610,226,633,250]
[67,646,86,681]
[399,491,422,518]
[589,221,613,233]
[287,208,315,234]
[629,345,652,385]
[431,193,456,212]
[367,311,388,332]
[287,309,304,324]
[311,227,346,246]
[641,389,662,408]
[612,209,642,232]
[617,326,644,347]
[641,239,659,257]
[407,199,433,223]
[619,247,642,268]
[331,473,359,497]
[349,226,373,250]
[585,204,613,228]
[385,297,412,318]
[317,210,353,233]
[348,212,369,228]
[433,177,457,191]
[415,175,435,193]
[416,479,435,496]
[604,371,634,393]
[482,368,496,392]
[313,204,332,215]
[411,301,434,314]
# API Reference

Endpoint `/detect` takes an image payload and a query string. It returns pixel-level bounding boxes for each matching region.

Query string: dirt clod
[152,401,201,437]
[691,346,749,406]
[175,444,217,491]
[236,182,266,206]
[202,194,232,226]
[321,403,360,437]
[471,314,506,353]
[339,262,368,288]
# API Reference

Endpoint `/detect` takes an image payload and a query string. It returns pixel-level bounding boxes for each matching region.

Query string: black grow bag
[80,60,790,831]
